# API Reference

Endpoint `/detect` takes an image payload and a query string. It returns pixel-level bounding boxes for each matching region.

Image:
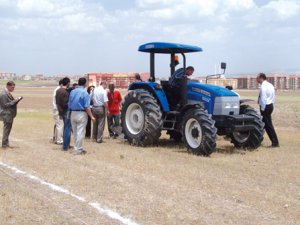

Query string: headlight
[232,103,239,109]
[225,103,231,109]
[224,102,239,109]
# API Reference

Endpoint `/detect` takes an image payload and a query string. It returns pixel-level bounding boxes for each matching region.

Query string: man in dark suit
[0,81,23,148]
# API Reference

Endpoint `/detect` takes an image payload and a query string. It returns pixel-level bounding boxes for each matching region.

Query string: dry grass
[0,86,299,225]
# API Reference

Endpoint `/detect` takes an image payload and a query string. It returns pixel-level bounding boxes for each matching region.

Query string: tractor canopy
[138,42,203,54]
[138,42,203,81]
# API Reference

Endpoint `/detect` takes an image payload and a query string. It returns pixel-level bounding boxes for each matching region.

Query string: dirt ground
[0,86,299,225]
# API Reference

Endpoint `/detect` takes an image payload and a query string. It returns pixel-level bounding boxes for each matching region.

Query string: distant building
[34,74,44,81]
[23,75,32,81]
[87,72,150,88]
[234,74,300,90]
[195,77,238,89]
[0,72,16,80]
[193,74,300,90]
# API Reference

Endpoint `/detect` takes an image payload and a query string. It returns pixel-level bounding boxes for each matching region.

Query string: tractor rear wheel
[230,105,264,149]
[121,89,163,146]
[182,108,217,156]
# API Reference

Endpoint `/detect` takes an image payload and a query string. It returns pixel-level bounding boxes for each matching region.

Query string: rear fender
[129,82,170,112]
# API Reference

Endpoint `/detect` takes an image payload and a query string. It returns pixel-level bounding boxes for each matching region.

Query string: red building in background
[87,72,150,88]
[235,74,300,90]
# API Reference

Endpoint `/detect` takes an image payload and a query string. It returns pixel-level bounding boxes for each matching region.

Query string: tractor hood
[188,82,238,98]
[187,81,239,115]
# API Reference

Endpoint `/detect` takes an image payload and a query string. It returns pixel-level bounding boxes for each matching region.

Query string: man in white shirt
[52,79,63,145]
[90,81,108,143]
[257,73,279,147]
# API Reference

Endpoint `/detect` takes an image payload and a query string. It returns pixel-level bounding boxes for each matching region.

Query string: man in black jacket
[0,81,23,148]
[56,77,72,151]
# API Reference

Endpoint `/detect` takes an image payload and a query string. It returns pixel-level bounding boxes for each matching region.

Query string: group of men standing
[52,77,122,155]
[0,72,279,151]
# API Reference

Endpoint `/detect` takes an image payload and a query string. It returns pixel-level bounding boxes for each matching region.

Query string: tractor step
[162,111,181,130]
[167,111,181,115]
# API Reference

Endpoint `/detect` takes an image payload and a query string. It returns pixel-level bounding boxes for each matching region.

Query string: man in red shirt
[107,83,122,138]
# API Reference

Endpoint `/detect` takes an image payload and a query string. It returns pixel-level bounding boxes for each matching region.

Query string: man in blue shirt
[169,66,194,88]
[168,66,194,108]
[68,78,95,155]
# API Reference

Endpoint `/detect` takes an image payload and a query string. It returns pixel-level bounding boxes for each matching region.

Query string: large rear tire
[121,89,163,146]
[230,105,264,149]
[182,109,217,156]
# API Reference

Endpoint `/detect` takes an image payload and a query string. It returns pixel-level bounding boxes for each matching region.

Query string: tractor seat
[161,80,178,109]
[161,80,173,98]
[160,80,171,90]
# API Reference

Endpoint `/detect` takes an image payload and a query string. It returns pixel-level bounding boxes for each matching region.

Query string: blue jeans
[62,112,72,150]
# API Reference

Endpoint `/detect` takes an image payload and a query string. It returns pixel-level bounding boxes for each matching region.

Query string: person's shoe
[2,145,13,149]
[271,143,280,148]
[96,139,103,143]
[73,150,87,155]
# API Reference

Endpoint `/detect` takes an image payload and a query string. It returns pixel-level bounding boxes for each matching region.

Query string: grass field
[0,85,299,225]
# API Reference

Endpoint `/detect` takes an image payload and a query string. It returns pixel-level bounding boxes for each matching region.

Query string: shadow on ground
[116,138,251,156]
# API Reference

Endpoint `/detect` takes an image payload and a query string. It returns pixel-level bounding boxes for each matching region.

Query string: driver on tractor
[168,66,194,108]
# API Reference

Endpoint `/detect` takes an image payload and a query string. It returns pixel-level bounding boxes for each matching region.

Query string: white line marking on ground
[0,161,140,225]
[0,166,91,225]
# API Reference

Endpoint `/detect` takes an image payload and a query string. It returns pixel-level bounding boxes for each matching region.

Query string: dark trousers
[2,121,13,147]
[85,117,91,138]
[107,114,120,137]
[260,104,279,146]
[168,77,187,109]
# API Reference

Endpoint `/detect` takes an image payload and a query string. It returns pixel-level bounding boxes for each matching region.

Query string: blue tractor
[121,42,264,156]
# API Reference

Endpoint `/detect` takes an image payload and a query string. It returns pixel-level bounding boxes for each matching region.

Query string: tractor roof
[138,42,203,54]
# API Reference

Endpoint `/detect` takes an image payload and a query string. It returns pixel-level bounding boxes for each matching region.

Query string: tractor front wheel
[182,109,217,156]
[230,105,264,149]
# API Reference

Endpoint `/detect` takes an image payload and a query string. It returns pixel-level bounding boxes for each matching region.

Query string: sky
[0,0,300,77]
